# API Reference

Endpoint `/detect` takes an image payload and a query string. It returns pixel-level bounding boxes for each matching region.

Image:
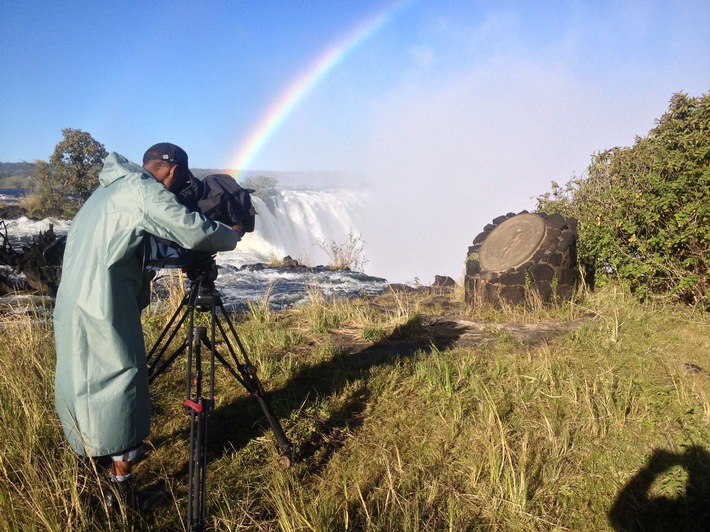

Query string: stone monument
[465,212,578,306]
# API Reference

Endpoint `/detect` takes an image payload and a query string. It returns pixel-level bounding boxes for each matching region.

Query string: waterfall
[3,186,380,283]
[222,187,367,268]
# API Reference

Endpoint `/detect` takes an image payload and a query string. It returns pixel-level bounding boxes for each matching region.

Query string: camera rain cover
[194,174,257,232]
[144,173,257,269]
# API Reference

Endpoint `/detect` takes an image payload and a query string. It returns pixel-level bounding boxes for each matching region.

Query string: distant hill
[0,162,35,180]
[0,162,364,189]
[0,162,234,181]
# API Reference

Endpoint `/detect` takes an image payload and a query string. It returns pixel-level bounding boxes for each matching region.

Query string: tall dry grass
[1,283,709,530]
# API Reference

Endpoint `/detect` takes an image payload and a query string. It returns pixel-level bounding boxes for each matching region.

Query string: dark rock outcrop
[0,219,65,296]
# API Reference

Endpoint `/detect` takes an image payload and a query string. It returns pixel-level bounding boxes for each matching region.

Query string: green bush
[537,92,709,308]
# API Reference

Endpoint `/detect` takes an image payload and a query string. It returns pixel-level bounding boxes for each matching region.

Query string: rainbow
[228,0,412,175]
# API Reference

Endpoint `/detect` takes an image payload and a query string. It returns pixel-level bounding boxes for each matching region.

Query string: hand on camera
[231,223,245,240]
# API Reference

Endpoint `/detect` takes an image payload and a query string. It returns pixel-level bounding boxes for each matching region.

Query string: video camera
[144,173,257,278]
[179,173,256,234]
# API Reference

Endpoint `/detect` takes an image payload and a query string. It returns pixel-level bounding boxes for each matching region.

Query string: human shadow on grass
[608,446,710,531]
[150,313,468,480]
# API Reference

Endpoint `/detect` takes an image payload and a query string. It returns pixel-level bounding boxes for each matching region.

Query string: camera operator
[53,143,241,511]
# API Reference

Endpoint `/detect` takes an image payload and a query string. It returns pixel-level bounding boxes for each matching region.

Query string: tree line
[0,162,36,182]
[3,129,276,219]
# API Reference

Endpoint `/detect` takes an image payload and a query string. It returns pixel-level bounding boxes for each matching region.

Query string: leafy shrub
[28,129,107,217]
[317,231,369,271]
[0,175,32,188]
[18,194,45,218]
[50,128,107,204]
[537,92,709,307]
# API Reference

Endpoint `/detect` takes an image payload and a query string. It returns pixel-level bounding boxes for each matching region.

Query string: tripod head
[185,252,219,294]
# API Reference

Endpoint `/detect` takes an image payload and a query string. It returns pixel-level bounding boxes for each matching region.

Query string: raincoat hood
[99,152,144,187]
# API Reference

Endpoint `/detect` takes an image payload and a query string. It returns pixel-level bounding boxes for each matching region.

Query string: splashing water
[223,188,367,267]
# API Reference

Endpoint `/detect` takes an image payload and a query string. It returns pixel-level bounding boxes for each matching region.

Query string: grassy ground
[1,282,709,531]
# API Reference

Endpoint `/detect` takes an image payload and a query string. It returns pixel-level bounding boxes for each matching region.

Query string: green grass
[1,285,709,530]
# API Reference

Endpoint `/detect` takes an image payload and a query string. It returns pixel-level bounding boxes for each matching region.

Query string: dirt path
[329,290,593,358]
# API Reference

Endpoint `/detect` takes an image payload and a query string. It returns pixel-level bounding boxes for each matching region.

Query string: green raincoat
[54,152,239,457]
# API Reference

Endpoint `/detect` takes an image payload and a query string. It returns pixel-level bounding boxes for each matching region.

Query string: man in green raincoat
[54,143,240,507]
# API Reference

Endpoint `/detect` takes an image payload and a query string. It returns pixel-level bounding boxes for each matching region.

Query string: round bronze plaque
[478,214,546,272]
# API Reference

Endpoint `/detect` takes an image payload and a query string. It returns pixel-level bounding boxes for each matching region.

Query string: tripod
[147,264,294,531]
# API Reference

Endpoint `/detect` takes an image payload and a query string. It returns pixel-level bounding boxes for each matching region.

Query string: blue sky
[2,0,707,170]
[1,0,708,281]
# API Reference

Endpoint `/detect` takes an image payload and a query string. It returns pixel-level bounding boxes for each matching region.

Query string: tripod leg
[148,339,188,385]
[184,326,211,531]
[208,312,295,463]
[253,393,295,465]
[185,399,209,531]
[164,281,295,529]
[147,293,190,367]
